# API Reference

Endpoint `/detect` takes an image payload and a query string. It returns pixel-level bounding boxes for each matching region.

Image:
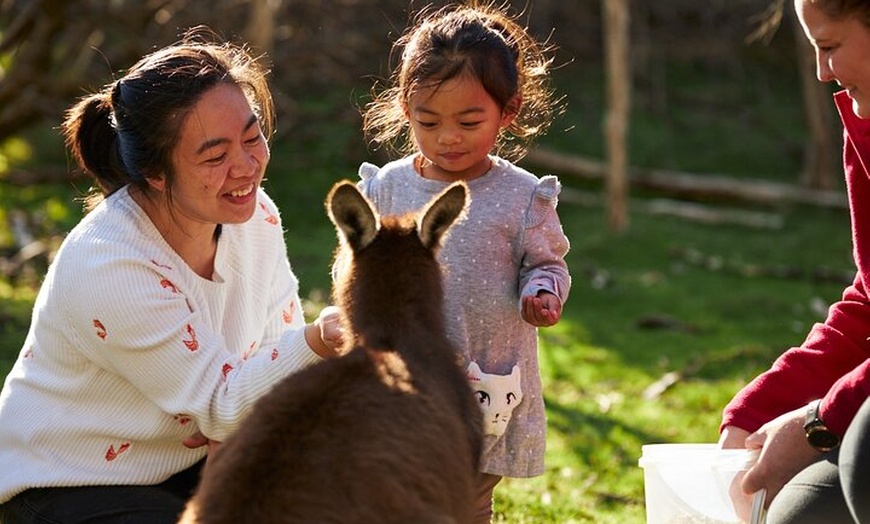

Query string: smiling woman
[135,83,270,278]
[0,28,344,524]
[717,1,870,523]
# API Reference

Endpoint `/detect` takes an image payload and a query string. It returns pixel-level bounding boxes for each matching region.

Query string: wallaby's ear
[327,181,379,251]
[418,182,468,249]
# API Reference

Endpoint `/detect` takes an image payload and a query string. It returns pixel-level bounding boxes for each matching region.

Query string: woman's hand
[718,426,757,521]
[182,431,222,468]
[521,291,562,327]
[719,425,751,449]
[305,305,345,358]
[739,407,823,505]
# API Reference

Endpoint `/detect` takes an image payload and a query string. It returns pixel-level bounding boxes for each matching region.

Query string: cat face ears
[466,362,522,383]
[326,180,468,252]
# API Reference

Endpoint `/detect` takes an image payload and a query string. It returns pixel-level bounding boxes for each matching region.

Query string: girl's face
[405,75,517,181]
[796,0,870,118]
[154,83,269,232]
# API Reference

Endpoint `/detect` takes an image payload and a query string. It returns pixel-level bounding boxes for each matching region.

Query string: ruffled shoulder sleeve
[356,162,384,202]
[358,162,381,182]
[525,174,562,229]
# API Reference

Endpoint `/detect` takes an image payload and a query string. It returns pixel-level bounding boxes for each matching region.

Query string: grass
[0,57,853,521]
[0,166,849,523]
[489,202,849,523]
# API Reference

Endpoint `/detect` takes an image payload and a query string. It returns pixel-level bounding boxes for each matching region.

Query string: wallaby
[178,180,483,524]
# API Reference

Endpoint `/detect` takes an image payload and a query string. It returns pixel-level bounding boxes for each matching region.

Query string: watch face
[807,426,839,451]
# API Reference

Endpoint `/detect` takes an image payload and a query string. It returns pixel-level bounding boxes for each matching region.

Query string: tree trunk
[602,0,631,233]
[245,0,281,55]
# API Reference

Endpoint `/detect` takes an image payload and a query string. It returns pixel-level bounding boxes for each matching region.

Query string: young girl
[358,3,571,522]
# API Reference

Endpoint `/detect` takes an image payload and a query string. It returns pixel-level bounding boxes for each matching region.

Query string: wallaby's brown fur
[178,181,483,524]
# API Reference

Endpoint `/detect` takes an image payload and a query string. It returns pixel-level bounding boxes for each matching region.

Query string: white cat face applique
[466,361,523,437]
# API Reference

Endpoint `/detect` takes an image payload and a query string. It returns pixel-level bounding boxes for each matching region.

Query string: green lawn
[0,163,850,522]
[490,199,849,522]
[0,62,852,521]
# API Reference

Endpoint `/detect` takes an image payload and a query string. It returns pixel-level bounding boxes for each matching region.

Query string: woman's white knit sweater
[0,187,321,503]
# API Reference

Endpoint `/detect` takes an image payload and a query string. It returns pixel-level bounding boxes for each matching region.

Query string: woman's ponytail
[61,89,132,206]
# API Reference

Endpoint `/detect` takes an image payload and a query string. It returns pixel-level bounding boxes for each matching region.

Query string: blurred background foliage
[0,0,836,279]
[0,0,827,178]
[0,1,855,521]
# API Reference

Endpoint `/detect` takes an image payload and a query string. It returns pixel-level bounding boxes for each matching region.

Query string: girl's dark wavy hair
[362,1,562,162]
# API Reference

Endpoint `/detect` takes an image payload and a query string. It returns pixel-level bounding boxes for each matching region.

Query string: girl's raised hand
[521,291,562,327]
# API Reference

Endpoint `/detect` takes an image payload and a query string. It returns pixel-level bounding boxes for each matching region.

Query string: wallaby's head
[326,181,468,336]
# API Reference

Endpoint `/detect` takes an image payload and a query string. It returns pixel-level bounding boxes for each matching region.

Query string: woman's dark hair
[362,1,560,161]
[752,0,870,43]
[62,27,274,211]
[811,0,870,26]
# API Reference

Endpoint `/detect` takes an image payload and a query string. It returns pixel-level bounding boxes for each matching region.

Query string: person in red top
[719,1,870,523]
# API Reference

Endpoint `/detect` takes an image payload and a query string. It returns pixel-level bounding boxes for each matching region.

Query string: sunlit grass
[486,200,848,522]
[0,62,853,521]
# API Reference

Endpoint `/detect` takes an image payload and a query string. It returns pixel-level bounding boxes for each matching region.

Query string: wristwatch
[804,399,840,452]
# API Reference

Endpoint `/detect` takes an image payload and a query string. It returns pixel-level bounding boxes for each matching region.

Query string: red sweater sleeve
[721,91,870,437]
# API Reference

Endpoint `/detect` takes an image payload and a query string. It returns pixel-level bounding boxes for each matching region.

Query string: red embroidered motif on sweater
[242,341,257,360]
[160,278,178,293]
[105,442,130,461]
[282,301,295,324]
[183,324,199,351]
[259,202,278,225]
[93,319,107,340]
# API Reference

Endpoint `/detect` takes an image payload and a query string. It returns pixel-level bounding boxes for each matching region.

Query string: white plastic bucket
[638,443,764,524]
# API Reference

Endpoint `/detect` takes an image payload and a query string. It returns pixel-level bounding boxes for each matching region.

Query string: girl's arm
[518,175,571,322]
